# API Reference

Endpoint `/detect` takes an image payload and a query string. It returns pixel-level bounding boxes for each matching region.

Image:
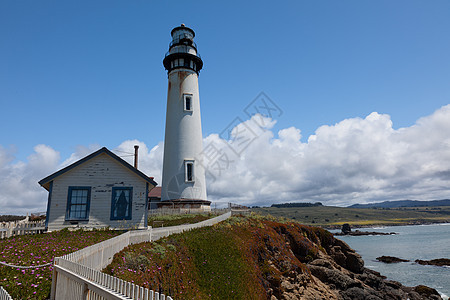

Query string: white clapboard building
[39,147,157,231]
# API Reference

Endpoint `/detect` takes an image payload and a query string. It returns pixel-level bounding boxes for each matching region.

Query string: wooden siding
[47,153,149,231]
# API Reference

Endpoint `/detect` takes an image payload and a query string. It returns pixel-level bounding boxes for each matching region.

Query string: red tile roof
[149,186,161,198]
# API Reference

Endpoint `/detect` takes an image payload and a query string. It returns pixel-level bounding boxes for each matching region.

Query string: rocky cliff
[257,220,442,300]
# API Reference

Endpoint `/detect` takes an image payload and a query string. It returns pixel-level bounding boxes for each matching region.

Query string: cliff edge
[252,219,441,300]
[106,215,442,299]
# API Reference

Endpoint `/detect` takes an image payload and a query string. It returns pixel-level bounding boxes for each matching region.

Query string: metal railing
[164,46,201,59]
[148,207,229,216]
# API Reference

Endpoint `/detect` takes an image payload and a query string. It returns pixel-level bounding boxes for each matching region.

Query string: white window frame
[184,160,195,183]
[183,93,193,112]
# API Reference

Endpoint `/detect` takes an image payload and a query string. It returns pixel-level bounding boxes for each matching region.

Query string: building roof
[38,147,158,190]
[148,186,161,198]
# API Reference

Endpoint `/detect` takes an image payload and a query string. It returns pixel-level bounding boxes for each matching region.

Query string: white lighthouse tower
[160,24,210,210]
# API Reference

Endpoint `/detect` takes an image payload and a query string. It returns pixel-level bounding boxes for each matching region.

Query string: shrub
[149,243,167,258]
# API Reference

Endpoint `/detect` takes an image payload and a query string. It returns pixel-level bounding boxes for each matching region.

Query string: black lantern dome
[163,24,203,74]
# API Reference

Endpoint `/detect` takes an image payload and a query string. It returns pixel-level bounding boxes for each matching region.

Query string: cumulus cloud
[1,105,450,214]
[60,144,102,167]
[0,145,60,215]
[203,105,450,206]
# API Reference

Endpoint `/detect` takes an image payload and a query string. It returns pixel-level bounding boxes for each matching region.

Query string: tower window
[185,160,194,182]
[184,94,193,111]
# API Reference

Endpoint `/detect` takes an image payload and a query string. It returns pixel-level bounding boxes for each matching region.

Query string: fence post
[50,263,58,300]
[7,223,13,238]
[81,282,89,299]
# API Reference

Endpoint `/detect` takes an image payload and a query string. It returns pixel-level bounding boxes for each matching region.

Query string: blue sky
[1,1,450,213]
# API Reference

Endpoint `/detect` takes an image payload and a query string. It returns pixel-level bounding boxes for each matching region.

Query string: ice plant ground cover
[104,214,333,299]
[0,228,123,300]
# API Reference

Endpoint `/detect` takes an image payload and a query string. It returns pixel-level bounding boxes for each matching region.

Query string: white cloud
[1,105,450,214]
[204,106,450,206]
[60,144,102,167]
[0,145,60,215]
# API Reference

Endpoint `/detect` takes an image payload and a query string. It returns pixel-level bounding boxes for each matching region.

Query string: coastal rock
[334,230,396,236]
[345,252,365,273]
[414,285,442,298]
[376,256,410,263]
[330,238,365,273]
[103,215,446,299]
[341,223,352,234]
[308,264,361,290]
[339,286,383,300]
[251,221,442,300]
[415,258,450,267]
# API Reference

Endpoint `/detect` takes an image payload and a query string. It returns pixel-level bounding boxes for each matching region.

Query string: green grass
[252,205,450,227]
[148,213,218,228]
[104,216,282,299]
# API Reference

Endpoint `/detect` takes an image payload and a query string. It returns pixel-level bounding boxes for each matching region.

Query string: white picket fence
[52,258,168,300]
[50,211,232,300]
[0,218,45,239]
[0,285,12,300]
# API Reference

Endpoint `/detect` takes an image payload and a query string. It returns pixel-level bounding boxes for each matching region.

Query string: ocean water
[331,223,450,299]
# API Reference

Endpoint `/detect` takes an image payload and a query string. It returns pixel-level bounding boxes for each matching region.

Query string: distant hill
[271,202,323,208]
[349,199,450,208]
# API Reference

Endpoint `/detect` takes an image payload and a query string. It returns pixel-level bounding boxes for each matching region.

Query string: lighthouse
[160,24,210,211]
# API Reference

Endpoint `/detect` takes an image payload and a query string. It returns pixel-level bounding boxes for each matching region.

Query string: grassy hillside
[104,215,334,299]
[252,205,450,227]
[350,199,450,208]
